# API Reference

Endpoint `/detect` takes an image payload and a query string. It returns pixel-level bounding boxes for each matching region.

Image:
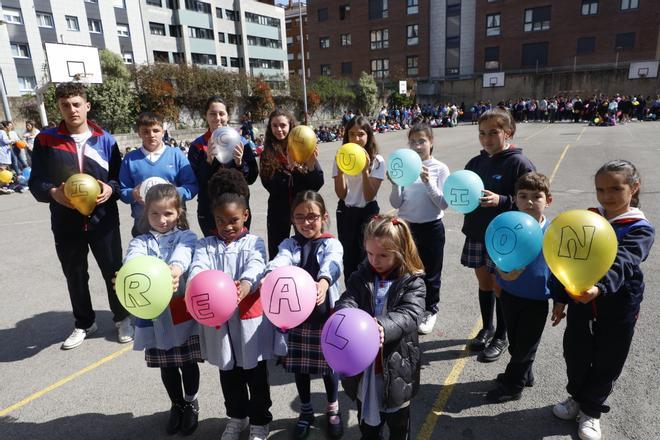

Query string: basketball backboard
[483,72,505,88]
[628,61,658,79]
[44,43,103,84]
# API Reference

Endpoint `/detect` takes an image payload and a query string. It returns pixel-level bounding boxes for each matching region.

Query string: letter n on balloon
[268,277,301,314]
[323,312,349,350]
[558,225,595,260]
[123,274,153,308]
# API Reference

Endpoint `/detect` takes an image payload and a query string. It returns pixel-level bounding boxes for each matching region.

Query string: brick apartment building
[284,2,310,78]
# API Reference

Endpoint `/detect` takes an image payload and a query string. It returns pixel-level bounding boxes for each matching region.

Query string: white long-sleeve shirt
[389,157,450,223]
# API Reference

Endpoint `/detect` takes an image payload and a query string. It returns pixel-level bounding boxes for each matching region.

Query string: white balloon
[139,177,169,200]
[210,127,241,164]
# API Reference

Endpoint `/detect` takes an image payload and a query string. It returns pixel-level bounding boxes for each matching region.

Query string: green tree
[388,91,413,109]
[356,72,378,117]
[133,63,180,123]
[310,76,355,117]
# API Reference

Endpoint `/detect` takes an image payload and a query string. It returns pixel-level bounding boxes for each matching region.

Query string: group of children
[113,98,654,440]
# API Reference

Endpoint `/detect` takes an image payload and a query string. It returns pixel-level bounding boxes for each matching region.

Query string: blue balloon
[443,170,484,214]
[387,149,423,187]
[17,175,27,185]
[485,211,543,272]
[22,167,31,180]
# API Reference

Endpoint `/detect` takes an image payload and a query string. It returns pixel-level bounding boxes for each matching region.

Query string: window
[188,26,213,39]
[169,25,182,37]
[153,51,169,63]
[620,0,639,10]
[370,29,389,49]
[191,53,216,65]
[339,4,350,20]
[218,32,225,43]
[228,33,241,45]
[3,8,22,24]
[221,56,228,67]
[407,56,418,76]
[287,36,293,45]
[117,24,130,37]
[446,47,459,75]
[10,43,30,58]
[369,0,388,19]
[407,24,419,45]
[113,0,125,8]
[521,42,549,67]
[615,32,635,50]
[36,12,54,28]
[146,0,162,6]
[245,12,280,27]
[321,64,331,76]
[288,53,294,60]
[122,52,134,63]
[341,62,352,75]
[18,76,36,92]
[581,0,598,16]
[486,13,500,36]
[318,8,328,21]
[150,22,166,36]
[249,58,284,70]
[447,0,461,15]
[88,19,102,33]
[247,35,282,48]
[185,0,211,14]
[172,52,185,64]
[85,0,98,3]
[340,33,351,46]
[576,37,595,54]
[216,8,223,18]
[166,0,179,8]
[371,58,389,78]
[225,9,239,21]
[524,6,551,32]
[484,46,500,69]
[320,37,330,49]
[230,57,242,68]
[66,16,80,31]
[407,0,419,15]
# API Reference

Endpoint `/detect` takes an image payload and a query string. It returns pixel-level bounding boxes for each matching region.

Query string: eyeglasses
[293,214,322,224]
[408,139,427,147]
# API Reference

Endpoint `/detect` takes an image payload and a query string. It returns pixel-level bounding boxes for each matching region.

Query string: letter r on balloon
[191,293,214,319]
[557,225,595,260]
[268,277,301,314]
[123,274,152,308]
[449,188,470,206]
[324,312,349,350]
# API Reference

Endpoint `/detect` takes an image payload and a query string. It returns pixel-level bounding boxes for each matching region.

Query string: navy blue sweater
[461,147,536,241]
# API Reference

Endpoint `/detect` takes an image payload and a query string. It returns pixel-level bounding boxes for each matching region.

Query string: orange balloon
[64,173,100,216]
[287,125,317,164]
[16,140,27,149]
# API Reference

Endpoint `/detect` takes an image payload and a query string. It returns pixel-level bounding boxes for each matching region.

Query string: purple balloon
[321,308,381,377]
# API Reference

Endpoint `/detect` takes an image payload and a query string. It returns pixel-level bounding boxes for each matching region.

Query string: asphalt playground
[1,120,659,440]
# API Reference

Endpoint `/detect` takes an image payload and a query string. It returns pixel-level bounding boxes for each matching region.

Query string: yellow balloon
[64,173,100,216]
[543,210,617,297]
[336,143,368,176]
[287,125,317,164]
[0,170,12,184]
[594,118,601,124]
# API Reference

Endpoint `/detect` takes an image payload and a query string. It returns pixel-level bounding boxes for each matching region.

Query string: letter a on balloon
[268,277,301,314]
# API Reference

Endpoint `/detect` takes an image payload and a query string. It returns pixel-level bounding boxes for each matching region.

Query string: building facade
[284,1,309,79]
[0,0,288,97]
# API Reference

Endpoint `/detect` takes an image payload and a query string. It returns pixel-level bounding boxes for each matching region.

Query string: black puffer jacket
[335,262,426,409]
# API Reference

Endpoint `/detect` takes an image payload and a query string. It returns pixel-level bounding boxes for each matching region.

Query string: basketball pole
[0,68,12,121]
[35,83,49,128]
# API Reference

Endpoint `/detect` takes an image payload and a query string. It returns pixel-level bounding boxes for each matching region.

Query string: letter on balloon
[558,225,595,260]
[338,153,356,170]
[491,226,518,256]
[123,273,152,308]
[190,293,214,319]
[324,313,349,350]
[68,180,89,198]
[268,277,301,314]
[449,188,470,206]
[389,157,404,179]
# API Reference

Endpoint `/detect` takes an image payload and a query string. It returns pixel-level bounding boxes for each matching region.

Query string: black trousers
[563,303,636,418]
[499,290,548,393]
[267,216,292,260]
[54,225,128,329]
[357,402,411,440]
[409,219,445,314]
[219,360,272,426]
[336,200,379,280]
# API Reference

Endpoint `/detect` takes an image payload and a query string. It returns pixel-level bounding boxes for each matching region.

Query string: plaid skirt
[145,335,203,368]
[460,238,496,273]
[282,321,331,375]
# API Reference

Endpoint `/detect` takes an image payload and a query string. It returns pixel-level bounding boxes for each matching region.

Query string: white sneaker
[61,323,98,350]
[248,424,269,440]
[418,312,437,335]
[116,317,134,343]
[553,396,580,420]
[221,417,249,440]
[578,412,602,440]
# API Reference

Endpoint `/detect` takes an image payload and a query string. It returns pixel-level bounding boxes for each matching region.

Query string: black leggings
[294,372,339,404]
[160,363,201,404]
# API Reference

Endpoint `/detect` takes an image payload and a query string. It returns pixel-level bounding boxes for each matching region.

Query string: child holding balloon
[389,122,450,335]
[266,190,344,439]
[486,172,552,403]
[550,160,654,440]
[188,96,259,236]
[124,183,202,435]
[259,108,324,259]
[333,115,385,280]
[335,214,426,439]
[462,107,536,362]
[119,112,198,237]
[190,169,279,440]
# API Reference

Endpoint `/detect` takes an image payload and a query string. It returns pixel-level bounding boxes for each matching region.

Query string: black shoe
[496,372,535,388]
[326,410,344,438]
[486,385,522,403]
[180,399,199,436]
[469,328,495,351]
[294,412,315,439]
[479,337,508,362]
[166,402,184,435]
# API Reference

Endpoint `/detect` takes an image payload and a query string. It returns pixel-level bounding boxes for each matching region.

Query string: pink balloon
[260,266,317,330]
[185,270,237,327]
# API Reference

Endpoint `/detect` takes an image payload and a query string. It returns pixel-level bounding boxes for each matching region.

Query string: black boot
[180,399,199,436]
[166,402,184,435]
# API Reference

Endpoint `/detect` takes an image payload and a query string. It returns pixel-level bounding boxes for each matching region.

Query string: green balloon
[116,256,173,319]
